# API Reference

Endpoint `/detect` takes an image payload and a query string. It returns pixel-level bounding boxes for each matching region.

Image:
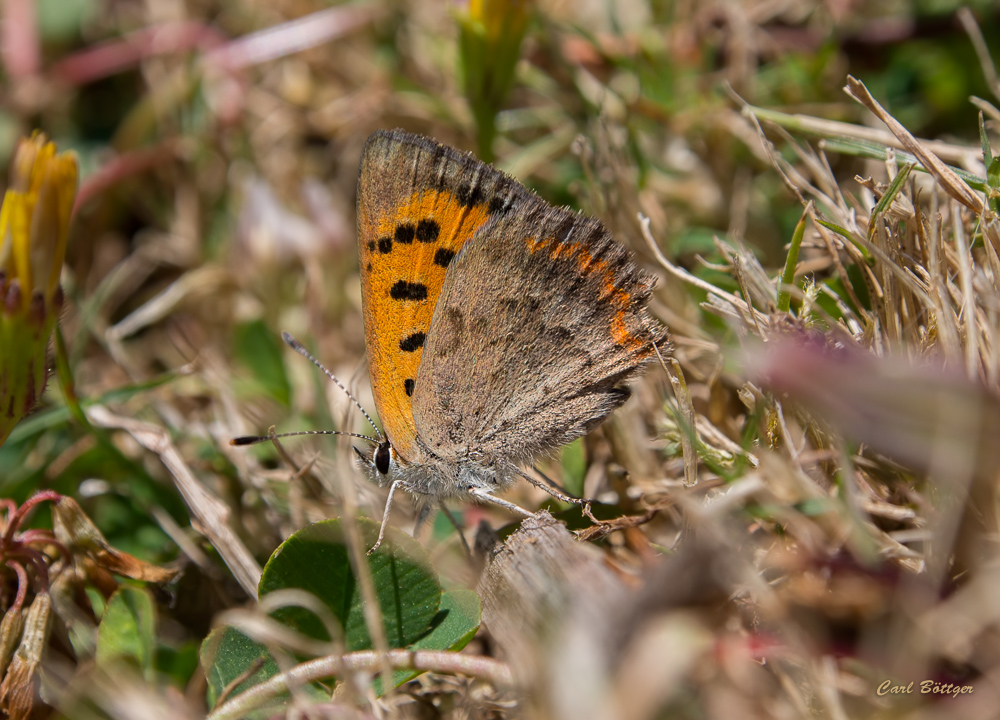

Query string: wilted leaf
[0,593,52,720]
[51,496,177,583]
[0,606,25,680]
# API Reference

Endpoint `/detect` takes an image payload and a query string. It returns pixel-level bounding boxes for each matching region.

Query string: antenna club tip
[282,331,303,350]
[231,436,259,446]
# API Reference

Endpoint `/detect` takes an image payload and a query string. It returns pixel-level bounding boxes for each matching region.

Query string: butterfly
[237,129,665,551]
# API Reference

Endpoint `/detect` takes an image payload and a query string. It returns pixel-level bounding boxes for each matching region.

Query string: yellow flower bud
[458,0,531,161]
[467,0,528,43]
[0,133,78,446]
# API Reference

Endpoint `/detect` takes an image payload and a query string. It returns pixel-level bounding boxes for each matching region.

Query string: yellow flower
[0,133,78,446]
[467,0,529,43]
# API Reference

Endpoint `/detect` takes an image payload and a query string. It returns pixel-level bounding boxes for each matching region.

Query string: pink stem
[6,546,51,590]
[203,6,377,72]
[74,142,177,216]
[0,498,17,526]
[3,491,62,544]
[0,0,39,79]
[50,20,226,86]
[17,528,56,544]
[6,559,28,613]
[17,529,67,561]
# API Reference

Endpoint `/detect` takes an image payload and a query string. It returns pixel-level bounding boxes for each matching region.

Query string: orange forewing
[357,131,521,459]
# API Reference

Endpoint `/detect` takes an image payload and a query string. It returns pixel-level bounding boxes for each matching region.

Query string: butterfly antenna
[231,429,379,447]
[281,331,385,442]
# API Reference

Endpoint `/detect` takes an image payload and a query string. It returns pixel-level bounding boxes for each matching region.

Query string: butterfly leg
[369,479,405,555]
[520,465,599,523]
[468,487,534,517]
[525,465,577,500]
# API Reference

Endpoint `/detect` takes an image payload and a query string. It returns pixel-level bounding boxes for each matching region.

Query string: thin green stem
[777,205,809,313]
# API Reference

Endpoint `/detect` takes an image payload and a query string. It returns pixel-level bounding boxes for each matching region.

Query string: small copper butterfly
[237,129,666,550]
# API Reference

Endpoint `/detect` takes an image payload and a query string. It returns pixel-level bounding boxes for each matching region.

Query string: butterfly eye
[375,442,391,475]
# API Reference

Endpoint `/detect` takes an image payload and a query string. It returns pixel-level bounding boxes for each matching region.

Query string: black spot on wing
[432,306,465,358]
[416,219,440,242]
[390,281,428,301]
[377,236,393,253]
[404,378,415,396]
[399,332,426,352]
[551,326,574,343]
[456,181,483,207]
[395,224,415,244]
[434,248,455,267]
[489,194,513,215]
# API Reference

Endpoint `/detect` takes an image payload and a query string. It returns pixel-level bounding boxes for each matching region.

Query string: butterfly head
[354,438,395,484]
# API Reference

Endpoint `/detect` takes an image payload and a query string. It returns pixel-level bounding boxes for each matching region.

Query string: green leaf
[868,163,914,241]
[417,589,480,653]
[38,0,96,41]
[432,505,463,543]
[202,518,453,710]
[815,219,854,242]
[233,321,292,405]
[200,626,323,716]
[96,586,157,679]
[374,588,482,693]
[988,156,1000,216]
[560,438,586,498]
[776,209,808,313]
[259,518,441,650]
[819,136,987,192]
[203,590,482,710]
[155,640,201,688]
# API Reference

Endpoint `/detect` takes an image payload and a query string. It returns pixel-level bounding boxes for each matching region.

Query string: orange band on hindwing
[527,234,652,354]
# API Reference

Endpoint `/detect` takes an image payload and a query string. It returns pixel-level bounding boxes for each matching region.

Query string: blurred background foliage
[3,0,1000,716]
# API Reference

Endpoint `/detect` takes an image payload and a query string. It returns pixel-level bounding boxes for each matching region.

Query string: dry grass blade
[85,405,261,597]
[743,101,984,167]
[203,6,383,72]
[844,75,985,213]
[958,7,1000,102]
[207,650,514,720]
[638,214,768,327]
